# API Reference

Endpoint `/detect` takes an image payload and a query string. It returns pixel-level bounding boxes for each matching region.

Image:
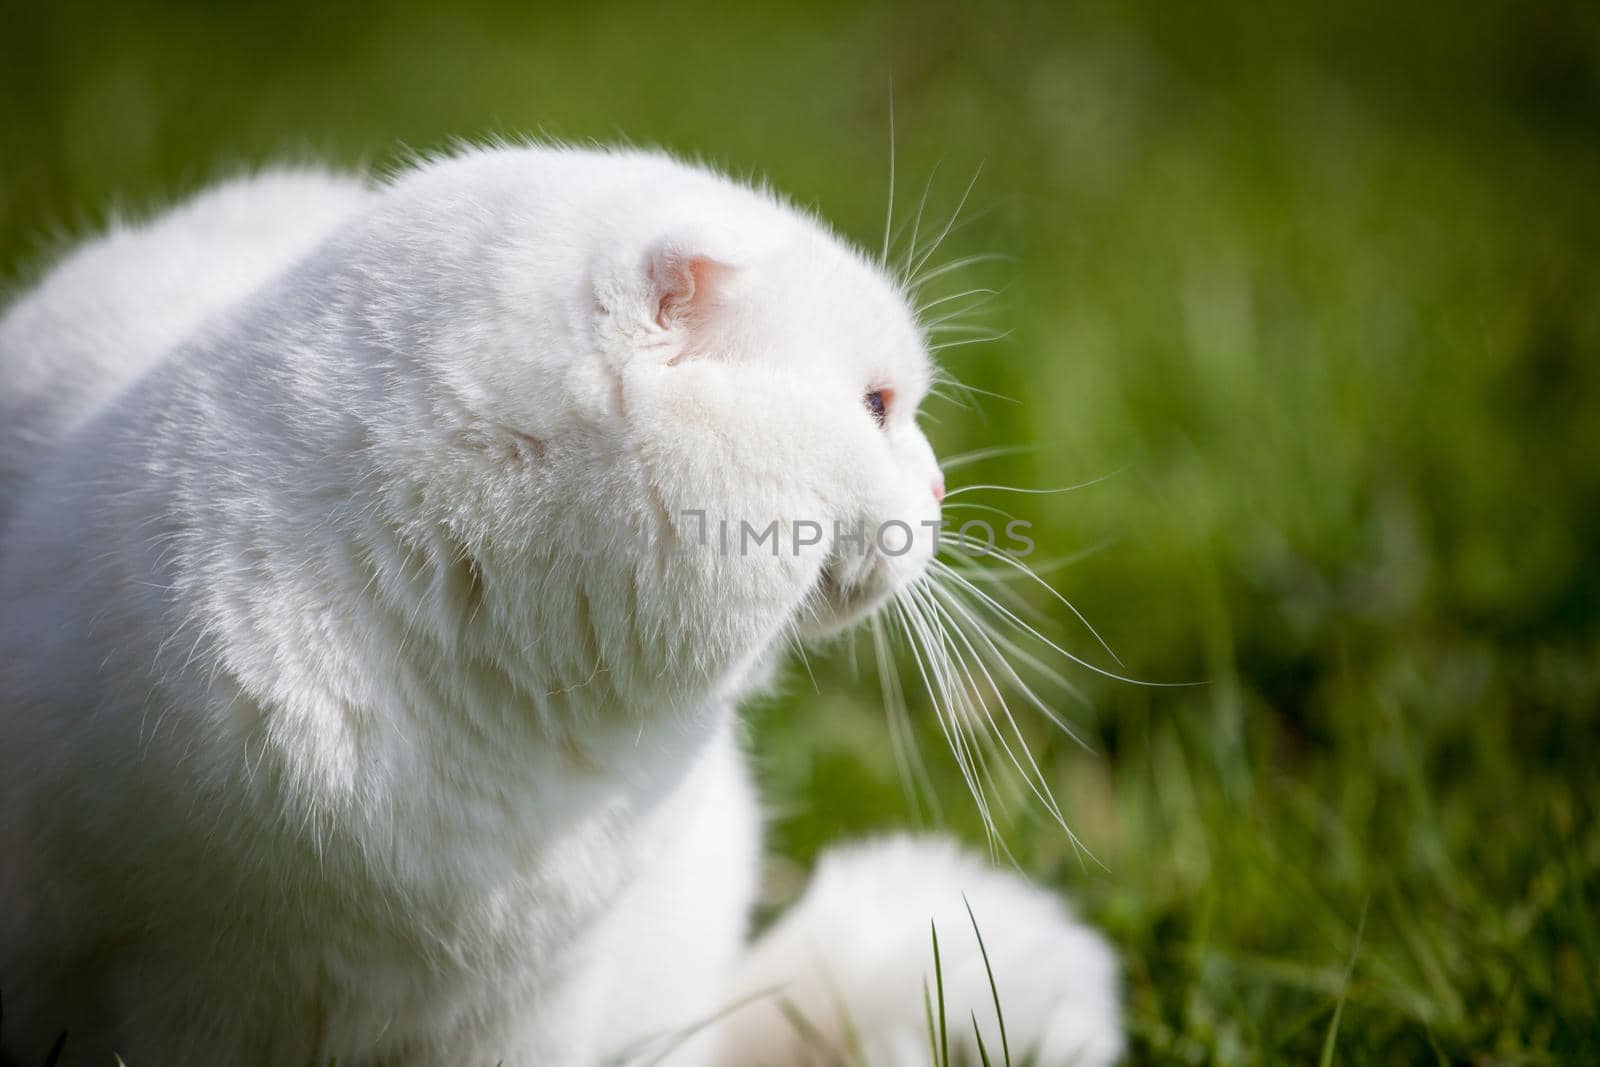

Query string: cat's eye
[864,389,890,428]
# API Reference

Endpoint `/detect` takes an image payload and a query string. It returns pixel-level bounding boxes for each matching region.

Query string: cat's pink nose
[931,478,946,504]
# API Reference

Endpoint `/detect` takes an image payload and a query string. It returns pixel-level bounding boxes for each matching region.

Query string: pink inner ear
[651,249,731,330]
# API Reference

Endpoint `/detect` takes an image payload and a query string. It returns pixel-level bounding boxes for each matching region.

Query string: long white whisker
[908,162,985,282]
[934,561,1187,688]
[914,582,1091,857]
[880,92,895,268]
[921,288,1004,330]
[787,621,820,693]
[927,377,1019,403]
[900,158,944,284]
[928,331,1014,355]
[916,286,1000,316]
[910,582,1042,776]
[924,583,1104,875]
[926,383,980,414]
[927,322,1007,338]
[891,596,1001,853]
[904,591,1008,822]
[944,469,1122,499]
[938,548,1057,631]
[940,501,1022,521]
[939,545,1113,584]
[928,566,1091,732]
[873,611,941,824]
[938,444,1043,471]
[902,583,1029,864]
[940,535,1124,668]
[910,252,1016,291]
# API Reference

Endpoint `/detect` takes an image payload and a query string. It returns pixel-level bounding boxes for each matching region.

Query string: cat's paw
[721,835,1123,1067]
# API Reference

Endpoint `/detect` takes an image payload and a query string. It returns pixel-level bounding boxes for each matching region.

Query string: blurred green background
[4,0,1599,1061]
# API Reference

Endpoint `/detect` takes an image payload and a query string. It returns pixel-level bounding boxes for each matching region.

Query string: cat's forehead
[757,231,931,391]
[645,172,932,389]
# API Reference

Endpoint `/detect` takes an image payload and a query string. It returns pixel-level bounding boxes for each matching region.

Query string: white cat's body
[0,149,1120,1066]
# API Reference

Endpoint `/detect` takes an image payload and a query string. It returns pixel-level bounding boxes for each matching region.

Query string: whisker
[907,162,985,283]
[902,591,1003,812]
[923,583,1104,873]
[903,583,1048,866]
[908,200,1008,291]
[787,621,821,691]
[900,158,944,285]
[925,376,1019,403]
[926,384,980,414]
[943,469,1122,499]
[935,561,1189,688]
[910,252,1016,292]
[916,286,1000,316]
[926,322,1006,337]
[929,563,1091,725]
[937,443,1044,472]
[891,595,1002,853]
[937,546,1110,584]
[939,535,1124,668]
[873,612,942,824]
[921,295,1003,332]
[921,280,1008,323]
[937,548,1058,632]
[913,581,1086,848]
[880,91,895,269]
[929,369,1012,411]
[934,552,1055,627]
[928,331,1014,355]
[939,501,1022,521]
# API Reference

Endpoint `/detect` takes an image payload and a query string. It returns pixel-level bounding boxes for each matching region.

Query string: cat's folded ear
[646,231,741,332]
[593,226,745,354]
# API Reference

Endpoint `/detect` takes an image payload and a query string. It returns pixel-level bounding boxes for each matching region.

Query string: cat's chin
[794,561,899,640]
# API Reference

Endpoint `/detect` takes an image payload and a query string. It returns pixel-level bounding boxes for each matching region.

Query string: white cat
[0,147,1122,1066]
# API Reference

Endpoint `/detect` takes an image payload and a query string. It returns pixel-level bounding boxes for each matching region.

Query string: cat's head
[586,198,945,638]
[365,148,943,704]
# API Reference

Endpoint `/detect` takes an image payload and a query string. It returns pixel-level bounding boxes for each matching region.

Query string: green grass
[4,0,1599,1062]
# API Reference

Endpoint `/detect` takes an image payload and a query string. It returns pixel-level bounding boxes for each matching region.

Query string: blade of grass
[972,1011,994,1067]
[42,1031,67,1067]
[1319,898,1369,1067]
[932,920,950,1067]
[965,893,1012,1066]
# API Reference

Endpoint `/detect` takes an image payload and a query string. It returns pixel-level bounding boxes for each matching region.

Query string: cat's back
[0,168,372,513]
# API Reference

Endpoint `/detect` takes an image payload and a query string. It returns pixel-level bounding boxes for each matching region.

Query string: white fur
[0,146,1119,1065]
[722,837,1123,1066]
